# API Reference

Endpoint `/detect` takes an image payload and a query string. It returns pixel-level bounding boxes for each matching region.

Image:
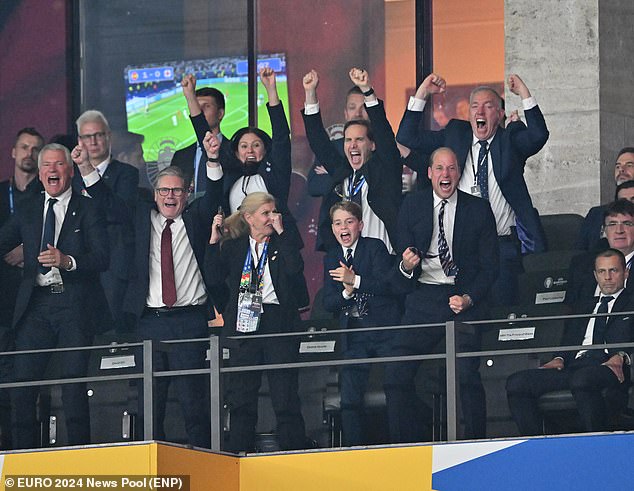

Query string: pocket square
[74,229,81,233]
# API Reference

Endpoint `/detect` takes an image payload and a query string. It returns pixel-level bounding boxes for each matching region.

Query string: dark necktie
[476,140,489,200]
[345,248,353,267]
[592,295,614,347]
[438,199,458,277]
[161,218,177,307]
[39,198,58,274]
[195,149,207,195]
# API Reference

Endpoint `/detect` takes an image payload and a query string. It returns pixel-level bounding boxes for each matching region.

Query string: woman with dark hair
[205,191,308,453]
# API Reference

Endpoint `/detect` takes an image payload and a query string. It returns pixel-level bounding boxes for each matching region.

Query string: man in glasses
[123,156,223,447]
[568,199,634,305]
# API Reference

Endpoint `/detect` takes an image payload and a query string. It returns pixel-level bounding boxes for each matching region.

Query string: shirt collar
[340,239,359,257]
[95,156,111,176]
[433,191,458,209]
[472,133,496,146]
[44,186,72,207]
[599,288,624,304]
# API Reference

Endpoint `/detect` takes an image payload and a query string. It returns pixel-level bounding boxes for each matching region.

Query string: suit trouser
[137,306,211,448]
[489,232,522,307]
[384,283,486,443]
[12,288,92,449]
[224,304,306,453]
[506,355,627,435]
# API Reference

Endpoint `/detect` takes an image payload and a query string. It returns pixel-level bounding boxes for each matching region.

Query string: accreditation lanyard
[239,240,269,294]
[468,144,490,186]
[8,179,15,215]
[347,173,366,200]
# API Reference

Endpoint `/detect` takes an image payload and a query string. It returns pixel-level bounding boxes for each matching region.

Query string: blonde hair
[222,192,276,242]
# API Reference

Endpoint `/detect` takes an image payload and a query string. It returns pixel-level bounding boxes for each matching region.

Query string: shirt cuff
[399,261,414,278]
[342,290,355,300]
[304,102,320,115]
[522,96,537,111]
[67,255,77,271]
[407,96,427,112]
[353,274,361,289]
[364,98,379,108]
[206,164,223,181]
[82,170,100,188]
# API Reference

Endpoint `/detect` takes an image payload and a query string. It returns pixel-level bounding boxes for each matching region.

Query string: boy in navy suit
[323,201,400,446]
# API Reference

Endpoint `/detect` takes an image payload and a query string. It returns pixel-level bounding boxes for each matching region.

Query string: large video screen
[124,53,289,166]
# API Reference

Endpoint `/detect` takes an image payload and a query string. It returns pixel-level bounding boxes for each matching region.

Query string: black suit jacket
[170,137,234,193]
[391,188,499,308]
[396,106,549,253]
[0,192,109,327]
[205,231,309,337]
[323,237,400,329]
[302,100,403,251]
[123,175,223,320]
[557,290,634,364]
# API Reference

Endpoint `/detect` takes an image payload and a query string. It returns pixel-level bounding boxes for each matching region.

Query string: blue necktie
[195,149,207,195]
[438,199,458,277]
[476,140,489,200]
[39,198,58,274]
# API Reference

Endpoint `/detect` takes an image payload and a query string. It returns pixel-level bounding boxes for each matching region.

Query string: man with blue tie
[396,73,549,306]
[507,248,633,435]
[322,201,400,446]
[384,147,499,443]
[0,143,109,448]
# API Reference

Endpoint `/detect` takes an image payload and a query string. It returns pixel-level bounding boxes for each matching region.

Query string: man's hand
[270,211,284,235]
[506,109,520,126]
[603,354,626,384]
[448,295,471,314]
[313,165,328,175]
[507,74,531,99]
[38,244,71,271]
[203,131,220,160]
[540,358,564,370]
[349,67,371,93]
[415,73,446,100]
[303,69,319,104]
[4,244,24,268]
[209,213,224,245]
[71,144,95,175]
[402,246,421,272]
[329,261,356,286]
[259,67,280,105]
[181,74,197,100]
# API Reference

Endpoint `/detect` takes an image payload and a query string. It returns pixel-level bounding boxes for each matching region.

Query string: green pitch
[127,81,289,164]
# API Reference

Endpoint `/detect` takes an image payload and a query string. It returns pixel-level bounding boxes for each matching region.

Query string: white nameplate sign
[535,291,566,304]
[299,340,337,353]
[498,327,536,341]
[100,355,136,370]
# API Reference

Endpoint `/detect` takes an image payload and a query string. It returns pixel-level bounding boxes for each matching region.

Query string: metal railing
[1,308,633,452]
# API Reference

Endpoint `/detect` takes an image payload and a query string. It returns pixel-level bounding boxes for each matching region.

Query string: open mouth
[349,150,362,166]
[246,155,257,162]
[439,179,452,192]
[476,118,486,129]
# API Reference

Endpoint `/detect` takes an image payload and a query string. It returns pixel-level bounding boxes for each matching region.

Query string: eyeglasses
[78,131,107,141]
[156,187,186,197]
[604,221,634,228]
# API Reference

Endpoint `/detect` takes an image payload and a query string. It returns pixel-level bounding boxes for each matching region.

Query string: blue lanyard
[8,181,15,215]
[240,240,269,293]
[347,173,365,199]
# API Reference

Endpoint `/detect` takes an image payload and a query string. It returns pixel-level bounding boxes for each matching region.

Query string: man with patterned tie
[507,248,634,435]
[322,201,400,446]
[123,137,223,447]
[384,147,499,443]
[396,73,549,306]
[0,143,109,449]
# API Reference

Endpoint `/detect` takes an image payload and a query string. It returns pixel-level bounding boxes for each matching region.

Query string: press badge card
[237,291,262,333]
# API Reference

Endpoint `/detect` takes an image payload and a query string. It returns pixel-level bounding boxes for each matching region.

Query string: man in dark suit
[323,201,400,446]
[0,143,109,449]
[0,127,44,449]
[123,151,222,447]
[577,148,634,251]
[507,248,633,435]
[396,73,549,306]
[384,147,499,443]
[74,110,139,333]
[567,199,634,305]
[302,68,403,253]
[170,76,232,198]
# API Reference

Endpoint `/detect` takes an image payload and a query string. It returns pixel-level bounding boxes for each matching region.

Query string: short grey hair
[37,143,72,168]
[469,86,503,109]
[76,110,110,133]
[154,166,186,190]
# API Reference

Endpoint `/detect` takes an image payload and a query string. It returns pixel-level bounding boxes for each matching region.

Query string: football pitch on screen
[127,81,289,163]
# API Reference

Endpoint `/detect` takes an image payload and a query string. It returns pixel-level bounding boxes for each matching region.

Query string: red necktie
[161,218,177,307]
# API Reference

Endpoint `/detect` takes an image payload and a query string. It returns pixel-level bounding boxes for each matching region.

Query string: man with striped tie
[384,147,499,443]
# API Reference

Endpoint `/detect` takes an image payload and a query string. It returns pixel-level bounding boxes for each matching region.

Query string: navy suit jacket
[0,192,109,327]
[205,231,309,337]
[323,237,400,329]
[396,105,549,253]
[557,290,634,364]
[123,175,223,320]
[391,188,499,309]
[302,101,403,251]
